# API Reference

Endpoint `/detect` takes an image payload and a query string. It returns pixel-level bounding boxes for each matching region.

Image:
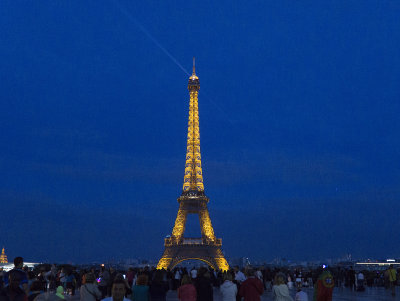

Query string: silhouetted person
[28,281,42,301]
[272,273,292,301]
[126,269,135,288]
[220,272,237,301]
[239,269,264,301]
[195,268,213,301]
[80,273,102,301]
[65,270,75,296]
[388,264,397,296]
[314,270,334,301]
[98,265,110,298]
[178,275,196,301]
[0,272,28,301]
[149,270,168,301]
[102,279,130,301]
[0,268,4,290]
[295,287,308,301]
[131,274,149,301]
[347,267,355,290]
[3,257,28,296]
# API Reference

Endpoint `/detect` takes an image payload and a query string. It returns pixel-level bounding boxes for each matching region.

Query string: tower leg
[171,206,187,242]
[157,250,172,270]
[214,249,229,271]
[199,209,216,241]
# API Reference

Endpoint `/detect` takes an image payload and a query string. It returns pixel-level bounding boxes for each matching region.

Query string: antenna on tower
[193,57,196,75]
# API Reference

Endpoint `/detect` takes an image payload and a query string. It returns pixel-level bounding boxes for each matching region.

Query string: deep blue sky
[1,1,399,263]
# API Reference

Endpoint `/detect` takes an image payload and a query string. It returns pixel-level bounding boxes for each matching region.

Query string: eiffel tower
[157,59,229,271]
[0,247,7,263]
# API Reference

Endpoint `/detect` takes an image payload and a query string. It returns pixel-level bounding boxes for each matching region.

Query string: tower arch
[171,258,217,270]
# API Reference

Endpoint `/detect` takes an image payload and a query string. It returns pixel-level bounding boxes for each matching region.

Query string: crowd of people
[0,256,398,301]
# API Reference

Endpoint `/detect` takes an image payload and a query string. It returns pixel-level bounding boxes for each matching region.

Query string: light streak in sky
[114,1,190,76]
[114,1,236,126]
[114,1,240,153]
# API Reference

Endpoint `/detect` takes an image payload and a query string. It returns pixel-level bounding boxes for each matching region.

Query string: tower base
[157,243,229,271]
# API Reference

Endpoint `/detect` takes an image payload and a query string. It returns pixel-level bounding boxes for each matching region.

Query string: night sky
[1,1,400,264]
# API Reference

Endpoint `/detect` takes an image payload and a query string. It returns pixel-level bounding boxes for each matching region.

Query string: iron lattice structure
[0,247,8,264]
[157,60,229,271]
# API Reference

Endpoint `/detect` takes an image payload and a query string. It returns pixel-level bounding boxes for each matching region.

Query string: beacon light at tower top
[189,57,199,80]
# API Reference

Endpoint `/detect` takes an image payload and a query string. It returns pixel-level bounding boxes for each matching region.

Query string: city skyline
[1,1,399,263]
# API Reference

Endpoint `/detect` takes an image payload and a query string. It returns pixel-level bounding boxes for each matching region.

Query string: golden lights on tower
[0,247,8,264]
[157,59,229,272]
[183,57,204,193]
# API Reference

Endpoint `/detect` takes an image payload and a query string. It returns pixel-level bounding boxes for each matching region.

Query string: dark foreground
[58,286,399,301]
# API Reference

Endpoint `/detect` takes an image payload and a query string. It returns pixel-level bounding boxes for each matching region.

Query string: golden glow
[170,208,216,242]
[170,207,216,243]
[183,89,204,192]
[215,257,230,272]
[0,247,8,264]
[156,257,172,270]
[199,210,216,241]
[171,208,186,241]
[157,63,229,272]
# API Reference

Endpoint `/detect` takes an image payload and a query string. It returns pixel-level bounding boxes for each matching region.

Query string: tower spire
[193,57,196,75]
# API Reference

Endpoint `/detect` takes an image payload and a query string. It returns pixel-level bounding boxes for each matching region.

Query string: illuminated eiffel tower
[0,247,8,264]
[157,59,229,271]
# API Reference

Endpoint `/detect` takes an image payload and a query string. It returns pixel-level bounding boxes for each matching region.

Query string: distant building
[356,258,400,268]
[0,247,8,263]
